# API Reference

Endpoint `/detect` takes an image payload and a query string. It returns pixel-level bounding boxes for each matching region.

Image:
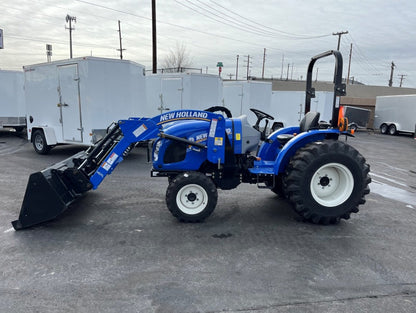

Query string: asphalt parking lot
[1,129,415,313]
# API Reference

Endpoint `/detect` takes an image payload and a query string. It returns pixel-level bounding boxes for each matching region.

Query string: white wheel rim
[34,135,44,150]
[176,184,208,215]
[310,163,354,207]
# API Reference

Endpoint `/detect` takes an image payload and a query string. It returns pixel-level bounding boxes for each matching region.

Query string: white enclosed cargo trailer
[146,73,223,115]
[375,94,416,135]
[223,81,271,125]
[24,57,146,153]
[341,106,371,131]
[270,90,334,127]
[0,70,26,131]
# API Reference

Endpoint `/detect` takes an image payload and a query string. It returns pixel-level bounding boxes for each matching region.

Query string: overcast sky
[1,0,416,88]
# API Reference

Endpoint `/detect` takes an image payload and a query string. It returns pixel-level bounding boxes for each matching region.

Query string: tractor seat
[277,111,321,146]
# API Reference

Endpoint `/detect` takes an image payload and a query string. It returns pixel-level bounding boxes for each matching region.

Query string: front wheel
[166,172,218,222]
[284,140,371,225]
[380,123,388,134]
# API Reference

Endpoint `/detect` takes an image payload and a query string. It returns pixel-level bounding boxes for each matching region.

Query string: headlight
[153,140,162,162]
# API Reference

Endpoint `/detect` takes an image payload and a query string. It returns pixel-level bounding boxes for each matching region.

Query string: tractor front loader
[12,50,371,230]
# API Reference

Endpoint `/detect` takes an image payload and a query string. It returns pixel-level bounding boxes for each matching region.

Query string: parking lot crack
[206,284,416,313]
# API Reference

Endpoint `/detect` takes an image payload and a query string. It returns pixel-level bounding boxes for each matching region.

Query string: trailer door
[57,64,82,142]
[160,77,183,111]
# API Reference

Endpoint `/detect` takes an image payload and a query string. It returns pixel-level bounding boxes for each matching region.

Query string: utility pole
[235,55,239,80]
[152,0,157,73]
[46,44,52,62]
[291,63,294,80]
[388,61,395,87]
[286,63,290,80]
[65,14,76,58]
[117,20,126,60]
[280,54,284,79]
[398,74,407,87]
[315,67,319,82]
[261,48,266,79]
[244,55,251,80]
[333,31,348,50]
[347,43,353,84]
[0,28,3,49]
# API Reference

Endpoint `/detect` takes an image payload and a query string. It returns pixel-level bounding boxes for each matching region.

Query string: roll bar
[305,50,346,128]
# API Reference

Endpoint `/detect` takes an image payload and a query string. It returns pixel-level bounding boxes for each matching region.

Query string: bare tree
[162,42,192,73]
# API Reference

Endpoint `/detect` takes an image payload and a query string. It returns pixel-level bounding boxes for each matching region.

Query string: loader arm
[12,110,226,230]
[88,111,226,188]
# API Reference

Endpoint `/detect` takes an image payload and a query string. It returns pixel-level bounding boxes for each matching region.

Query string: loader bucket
[12,151,93,230]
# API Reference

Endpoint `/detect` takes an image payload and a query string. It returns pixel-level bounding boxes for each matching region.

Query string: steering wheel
[204,106,232,118]
[250,108,274,131]
[250,108,274,121]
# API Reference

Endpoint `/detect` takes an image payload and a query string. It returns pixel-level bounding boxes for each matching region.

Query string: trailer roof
[23,56,144,70]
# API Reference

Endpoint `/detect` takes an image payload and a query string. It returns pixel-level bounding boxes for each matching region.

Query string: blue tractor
[12,51,371,230]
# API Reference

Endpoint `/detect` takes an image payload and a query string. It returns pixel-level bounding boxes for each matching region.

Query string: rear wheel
[388,124,397,135]
[284,140,370,225]
[380,124,388,134]
[166,172,218,222]
[32,130,51,155]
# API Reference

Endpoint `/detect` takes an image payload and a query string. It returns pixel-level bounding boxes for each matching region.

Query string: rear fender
[389,122,400,131]
[273,129,340,174]
[30,127,57,145]
[257,126,300,161]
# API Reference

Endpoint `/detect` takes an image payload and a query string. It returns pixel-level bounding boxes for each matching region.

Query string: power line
[188,0,323,40]
[177,0,277,38]
[72,0,286,51]
[208,0,332,39]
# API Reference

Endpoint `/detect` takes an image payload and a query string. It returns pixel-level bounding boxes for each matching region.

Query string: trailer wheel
[380,123,388,134]
[388,124,397,135]
[166,172,218,222]
[32,130,51,155]
[349,123,358,132]
[284,140,370,225]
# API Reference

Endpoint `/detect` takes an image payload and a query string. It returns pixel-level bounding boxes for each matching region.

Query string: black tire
[166,172,218,222]
[388,124,397,135]
[284,140,371,225]
[380,124,388,134]
[266,175,286,198]
[32,130,51,155]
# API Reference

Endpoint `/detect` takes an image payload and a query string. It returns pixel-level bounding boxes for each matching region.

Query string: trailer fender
[30,127,57,145]
[273,130,339,174]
